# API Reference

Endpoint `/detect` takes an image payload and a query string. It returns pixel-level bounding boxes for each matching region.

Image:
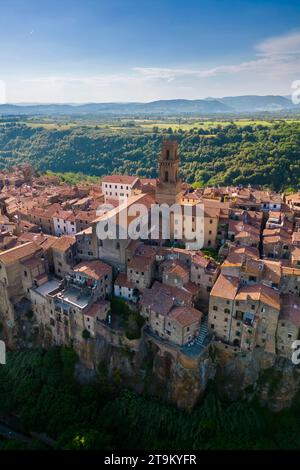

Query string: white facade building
[101,175,139,202]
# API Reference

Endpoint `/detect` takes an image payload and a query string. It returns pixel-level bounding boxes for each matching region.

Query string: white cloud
[256,31,300,56]
[6,30,300,102]
[135,31,300,84]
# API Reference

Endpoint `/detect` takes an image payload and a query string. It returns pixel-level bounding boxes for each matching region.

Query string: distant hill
[0,95,298,116]
[219,95,294,112]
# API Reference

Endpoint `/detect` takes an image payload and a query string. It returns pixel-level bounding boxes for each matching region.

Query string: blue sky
[0,0,300,102]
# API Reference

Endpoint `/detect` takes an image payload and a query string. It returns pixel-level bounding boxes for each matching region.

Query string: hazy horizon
[1,94,296,106]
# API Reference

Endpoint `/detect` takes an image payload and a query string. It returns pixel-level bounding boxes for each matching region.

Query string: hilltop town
[1,141,300,408]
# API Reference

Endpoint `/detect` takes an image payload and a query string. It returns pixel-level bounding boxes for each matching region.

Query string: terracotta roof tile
[0,242,41,265]
[73,260,112,280]
[168,306,202,326]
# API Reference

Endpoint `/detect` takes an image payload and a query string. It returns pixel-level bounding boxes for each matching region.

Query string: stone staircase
[195,318,208,346]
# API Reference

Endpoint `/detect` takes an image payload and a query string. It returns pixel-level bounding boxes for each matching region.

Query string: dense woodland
[0,120,300,191]
[1,348,300,449]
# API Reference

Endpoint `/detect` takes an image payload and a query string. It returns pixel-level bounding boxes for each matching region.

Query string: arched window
[166,149,170,160]
[164,171,169,182]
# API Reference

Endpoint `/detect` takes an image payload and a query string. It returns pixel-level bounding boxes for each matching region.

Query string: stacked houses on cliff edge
[0,144,300,365]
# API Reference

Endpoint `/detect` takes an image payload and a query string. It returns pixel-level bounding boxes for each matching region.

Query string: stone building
[21,255,49,299]
[190,252,219,303]
[209,274,280,353]
[161,259,189,288]
[166,306,202,346]
[0,242,45,302]
[208,274,240,342]
[276,294,300,358]
[83,300,110,338]
[52,235,77,278]
[70,259,113,299]
[26,204,61,235]
[127,253,155,291]
[76,227,97,261]
[140,281,202,345]
[31,259,112,345]
[114,273,138,303]
[233,284,280,353]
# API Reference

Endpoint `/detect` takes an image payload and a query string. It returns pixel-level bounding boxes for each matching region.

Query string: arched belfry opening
[155,140,181,205]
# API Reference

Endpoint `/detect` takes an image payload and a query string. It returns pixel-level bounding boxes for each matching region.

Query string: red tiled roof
[102,175,139,185]
[280,294,300,328]
[210,274,240,300]
[115,273,135,289]
[0,242,41,265]
[235,284,280,310]
[168,306,202,327]
[52,235,76,252]
[73,260,112,280]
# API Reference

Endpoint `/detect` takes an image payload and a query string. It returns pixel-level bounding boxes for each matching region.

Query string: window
[224,308,230,314]
[210,324,214,329]
[213,306,218,311]
[24,270,28,277]
[236,311,243,320]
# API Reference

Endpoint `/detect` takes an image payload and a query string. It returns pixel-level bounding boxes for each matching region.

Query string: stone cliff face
[213,344,300,412]
[72,333,216,411]
[0,290,40,350]
[2,301,300,412]
[77,336,300,412]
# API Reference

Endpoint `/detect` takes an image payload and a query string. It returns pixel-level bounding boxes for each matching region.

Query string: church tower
[155,140,181,205]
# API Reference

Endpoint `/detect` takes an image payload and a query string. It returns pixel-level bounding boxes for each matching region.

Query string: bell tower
[155,140,181,205]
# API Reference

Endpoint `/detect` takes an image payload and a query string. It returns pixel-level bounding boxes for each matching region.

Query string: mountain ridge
[0,95,298,116]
